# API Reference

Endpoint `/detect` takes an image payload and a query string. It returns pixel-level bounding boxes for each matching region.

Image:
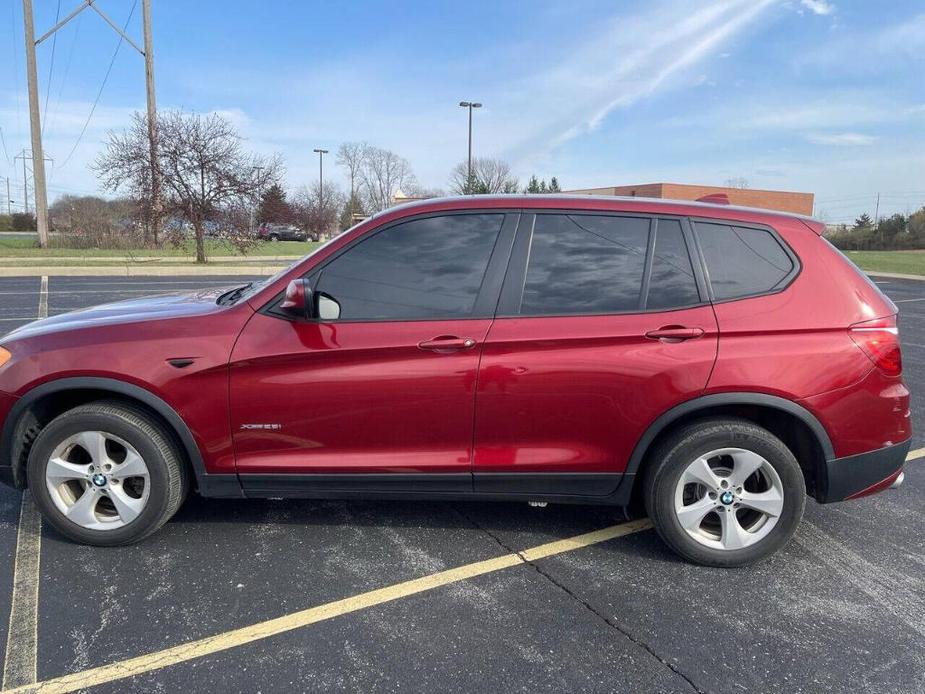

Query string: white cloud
[800,0,835,15]
[805,132,877,145]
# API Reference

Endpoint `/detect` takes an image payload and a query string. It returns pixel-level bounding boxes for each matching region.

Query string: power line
[41,0,62,138]
[10,0,23,143]
[0,126,10,166]
[60,0,139,169]
[48,11,83,138]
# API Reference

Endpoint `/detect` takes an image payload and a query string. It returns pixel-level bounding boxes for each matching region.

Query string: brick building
[566,182,814,216]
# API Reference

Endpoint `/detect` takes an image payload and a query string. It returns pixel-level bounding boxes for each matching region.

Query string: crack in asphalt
[452,507,707,694]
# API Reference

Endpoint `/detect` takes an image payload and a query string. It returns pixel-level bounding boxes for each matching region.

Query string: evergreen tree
[256,184,292,224]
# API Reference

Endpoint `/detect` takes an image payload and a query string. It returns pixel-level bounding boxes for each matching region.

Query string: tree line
[825,209,925,251]
[80,109,565,262]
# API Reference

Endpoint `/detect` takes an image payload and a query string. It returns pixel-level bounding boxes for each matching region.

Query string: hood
[4,287,238,341]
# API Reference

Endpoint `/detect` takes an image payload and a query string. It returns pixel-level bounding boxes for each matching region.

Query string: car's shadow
[162,493,682,565]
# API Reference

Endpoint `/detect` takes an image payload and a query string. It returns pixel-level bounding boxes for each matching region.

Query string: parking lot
[1,274,923,693]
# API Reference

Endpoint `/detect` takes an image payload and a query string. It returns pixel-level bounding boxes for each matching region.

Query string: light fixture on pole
[458,101,482,194]
[313,148,329,202]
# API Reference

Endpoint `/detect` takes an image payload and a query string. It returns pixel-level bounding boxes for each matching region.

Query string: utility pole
[1,177,11,215]
[874,192,881,243]
[26,0,155,245]
[142,0,160,243]
[313,148,328,204]
[458,101,482,194]
[14,151,30,214]
[251,165,265,231]
[22,0,50,246]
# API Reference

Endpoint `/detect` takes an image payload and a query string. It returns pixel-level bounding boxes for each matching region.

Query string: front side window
[694,222,794,300]
[315,214,503,321]
[520,214,650,315]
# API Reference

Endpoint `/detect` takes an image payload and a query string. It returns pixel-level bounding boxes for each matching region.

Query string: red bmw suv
[0,196,911,566]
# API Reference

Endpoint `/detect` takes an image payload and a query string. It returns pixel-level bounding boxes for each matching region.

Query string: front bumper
[0,389,18,489]
[817,438,911,503]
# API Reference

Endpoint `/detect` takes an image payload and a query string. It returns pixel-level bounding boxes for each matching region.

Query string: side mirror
[280,279,314,319]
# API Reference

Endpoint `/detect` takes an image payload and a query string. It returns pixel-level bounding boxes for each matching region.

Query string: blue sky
[1,0,923,223]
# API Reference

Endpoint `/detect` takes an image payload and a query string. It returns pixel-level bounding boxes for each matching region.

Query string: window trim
[690,217,802,304]
[261,209,519,324]
[496,210,708,319]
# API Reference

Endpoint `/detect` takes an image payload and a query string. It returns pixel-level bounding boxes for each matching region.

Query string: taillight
[849,316,902,376]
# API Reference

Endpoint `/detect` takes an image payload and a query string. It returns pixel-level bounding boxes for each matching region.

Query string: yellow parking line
[1,278,48,690]
[1,519,652,694]
[907,447,925,461]
[1,493,42,691]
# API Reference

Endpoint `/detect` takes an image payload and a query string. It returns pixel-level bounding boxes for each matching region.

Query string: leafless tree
[449,157,519,195]
[337,142,366,210]
[292,182,345,239]
[358,144,417,213]
[49,195,141,248]
[96,111,281,262]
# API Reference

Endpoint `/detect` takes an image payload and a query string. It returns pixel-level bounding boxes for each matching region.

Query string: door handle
[418,336,477,352]
[645,326,704,342]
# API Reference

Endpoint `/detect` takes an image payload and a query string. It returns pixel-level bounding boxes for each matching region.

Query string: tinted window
[520,214,649,315]
[316,214,503,320]
[694,222,794,300]
[646,219,700,310]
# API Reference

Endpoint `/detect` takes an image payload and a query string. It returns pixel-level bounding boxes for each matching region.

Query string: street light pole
[458,101,482,194]
[313,148,328,203]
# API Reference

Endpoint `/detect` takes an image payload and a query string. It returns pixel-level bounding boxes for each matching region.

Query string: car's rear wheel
[269,234,280,242]
[643,418,805,567]
[27,401,189,546]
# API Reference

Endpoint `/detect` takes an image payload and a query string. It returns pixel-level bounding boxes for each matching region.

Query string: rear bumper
[817,438,911,503]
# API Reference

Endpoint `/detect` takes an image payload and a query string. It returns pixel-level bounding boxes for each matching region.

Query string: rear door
[472,212,718,497]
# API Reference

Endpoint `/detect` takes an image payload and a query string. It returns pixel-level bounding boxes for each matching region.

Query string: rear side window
[694,222,794,300]
[521,214,649,315]
[316,214,503,320]
[646,219,700,310]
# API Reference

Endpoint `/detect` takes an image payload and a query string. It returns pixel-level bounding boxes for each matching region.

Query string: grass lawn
[842,250,925,276]
[0,237,314,258]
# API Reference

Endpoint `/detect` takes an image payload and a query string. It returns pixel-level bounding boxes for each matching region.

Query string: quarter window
[315,214,503,320]
[694,222,794,300]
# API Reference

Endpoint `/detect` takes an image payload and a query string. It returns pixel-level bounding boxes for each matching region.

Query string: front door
[229,212,515,494]
[473,212,719,496]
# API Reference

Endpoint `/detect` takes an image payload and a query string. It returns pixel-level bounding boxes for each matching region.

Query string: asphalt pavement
[0,274,923,693]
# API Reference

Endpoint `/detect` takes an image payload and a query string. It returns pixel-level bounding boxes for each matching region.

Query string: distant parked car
[257,224,307,242]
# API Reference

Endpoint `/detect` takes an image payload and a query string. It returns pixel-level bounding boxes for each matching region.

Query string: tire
[642,418,805,568]
[27,401,189,546]
[269,234,280,242]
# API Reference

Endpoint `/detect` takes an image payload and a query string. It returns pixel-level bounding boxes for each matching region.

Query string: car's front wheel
[643,418,805,567]
[27,401,189,546]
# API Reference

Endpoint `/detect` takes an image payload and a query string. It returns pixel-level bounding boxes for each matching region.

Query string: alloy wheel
[44,430,150,530]
[673,447,784,551]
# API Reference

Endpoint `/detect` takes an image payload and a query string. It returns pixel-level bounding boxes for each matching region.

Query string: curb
[866,271,925,282]
[0,265,287,277]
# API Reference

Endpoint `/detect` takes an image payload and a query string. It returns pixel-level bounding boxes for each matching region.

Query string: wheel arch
[1,377,207,490]
[622,393,834,506]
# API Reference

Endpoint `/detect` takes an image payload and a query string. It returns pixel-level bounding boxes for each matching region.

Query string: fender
[620,392,836,482]
[0,376,236,493]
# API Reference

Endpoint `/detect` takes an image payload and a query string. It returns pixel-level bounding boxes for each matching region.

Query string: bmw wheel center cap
[720,490,734,505]
[92,473,108,487]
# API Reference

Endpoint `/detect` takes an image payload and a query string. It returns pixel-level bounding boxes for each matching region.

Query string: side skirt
[226,472,632,506]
